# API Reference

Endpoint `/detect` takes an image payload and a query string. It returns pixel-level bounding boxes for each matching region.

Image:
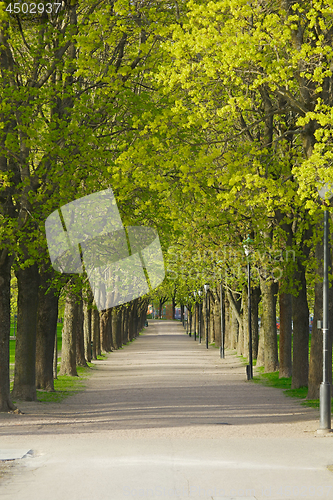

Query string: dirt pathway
[0,320,332,500]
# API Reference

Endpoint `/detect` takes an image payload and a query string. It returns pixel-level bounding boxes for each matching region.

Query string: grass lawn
[206,333,326,411]
[10,321,96,404]
[234,347,325,411]
[36,362,102,403]
[251,367,322,410]
[9,323,145,405]
[11,355,108,404]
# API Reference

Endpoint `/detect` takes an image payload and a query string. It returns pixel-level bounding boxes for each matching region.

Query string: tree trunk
[279,291,292,378]
[213,288,221,348]
[83,300,92,362]
[76,298,87,367]
[121,306,127,344]
[291,258,309,388]
[117,306,123,347]
[230,307,238,350]
[91,308,100,359]
[202,301,206,340]
[0,251,16,412]
[308,239,324,399]
[100,309,112,352]
[132,302,139,337]
[59,284,78,376]
[112,307,120,349]
[242,286,249,358]
[260,276,278,372]
[158,297,168,319]
[224,294,230,349]
[0,0,18,413]
[122,307,128,343]
[12,263,39,401]
[235,295,244,356]
[209,292,215,343]
[256,319,265,368]
[36,269,59,391]
[53,332,58,380]
[227,290,242,352]
[127,302,134,341]
[251,286,260,360]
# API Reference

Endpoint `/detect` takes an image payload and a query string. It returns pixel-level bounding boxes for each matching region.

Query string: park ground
[0,320,333,500]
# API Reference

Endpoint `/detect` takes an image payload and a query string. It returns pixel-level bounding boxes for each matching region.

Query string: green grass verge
[236,352,257,366]
[251,366,325,411]
[36,364,92,403]
[11,353,107,404]
[19,356,107,404]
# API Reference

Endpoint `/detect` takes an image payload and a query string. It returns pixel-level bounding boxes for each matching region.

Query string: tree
[0,0,184,409]
[132,0,333,383]
[36,266,60,391]
[59,281,78,377]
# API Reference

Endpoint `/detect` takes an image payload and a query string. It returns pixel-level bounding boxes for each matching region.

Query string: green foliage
[2,0,333,411]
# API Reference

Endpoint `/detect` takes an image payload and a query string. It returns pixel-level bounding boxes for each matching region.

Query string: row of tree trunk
[182,265,332,400]
[59,287,149,378]
[0,261,149,412]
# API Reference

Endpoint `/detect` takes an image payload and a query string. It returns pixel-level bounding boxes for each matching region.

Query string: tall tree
[36,266,60,391]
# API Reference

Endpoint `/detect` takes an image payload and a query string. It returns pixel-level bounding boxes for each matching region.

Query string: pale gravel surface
[1,320,333,500]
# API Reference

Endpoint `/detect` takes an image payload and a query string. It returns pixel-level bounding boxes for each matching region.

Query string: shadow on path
[0,320,319,437]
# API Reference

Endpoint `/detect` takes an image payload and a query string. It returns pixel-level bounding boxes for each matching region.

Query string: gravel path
[0,320,332,500]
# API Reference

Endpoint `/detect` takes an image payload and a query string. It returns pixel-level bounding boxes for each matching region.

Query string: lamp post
[204,284,209,349]
[198,290,202,343]
[317,183,333,433]
[243,236,253,380]
[220,283,225,359]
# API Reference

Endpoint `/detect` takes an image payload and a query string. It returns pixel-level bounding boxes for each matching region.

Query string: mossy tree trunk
[308,239,324,398]
[59,284,78,377]
[0,251,16,412]
[256,320,265,368]
[291,257,310,389]
[279,290,292,378]
[112,307,120,349]
[227,290,242,352]
[100,309,112,353]
[36,268,59,391]
[251,286,260,360]
[91,307,100,359]
[224,294,230,349]
[212,287,221,348]
[242,286,249,359]
[230,309,238,350]
[12,263,39,401]
[260,275,278,373]
[83,300,92,362]
[76,297,88,367]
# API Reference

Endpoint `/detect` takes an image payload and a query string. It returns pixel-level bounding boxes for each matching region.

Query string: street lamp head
[204,284,209,293]
[243,235,254,256]
[318,182,333,201]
